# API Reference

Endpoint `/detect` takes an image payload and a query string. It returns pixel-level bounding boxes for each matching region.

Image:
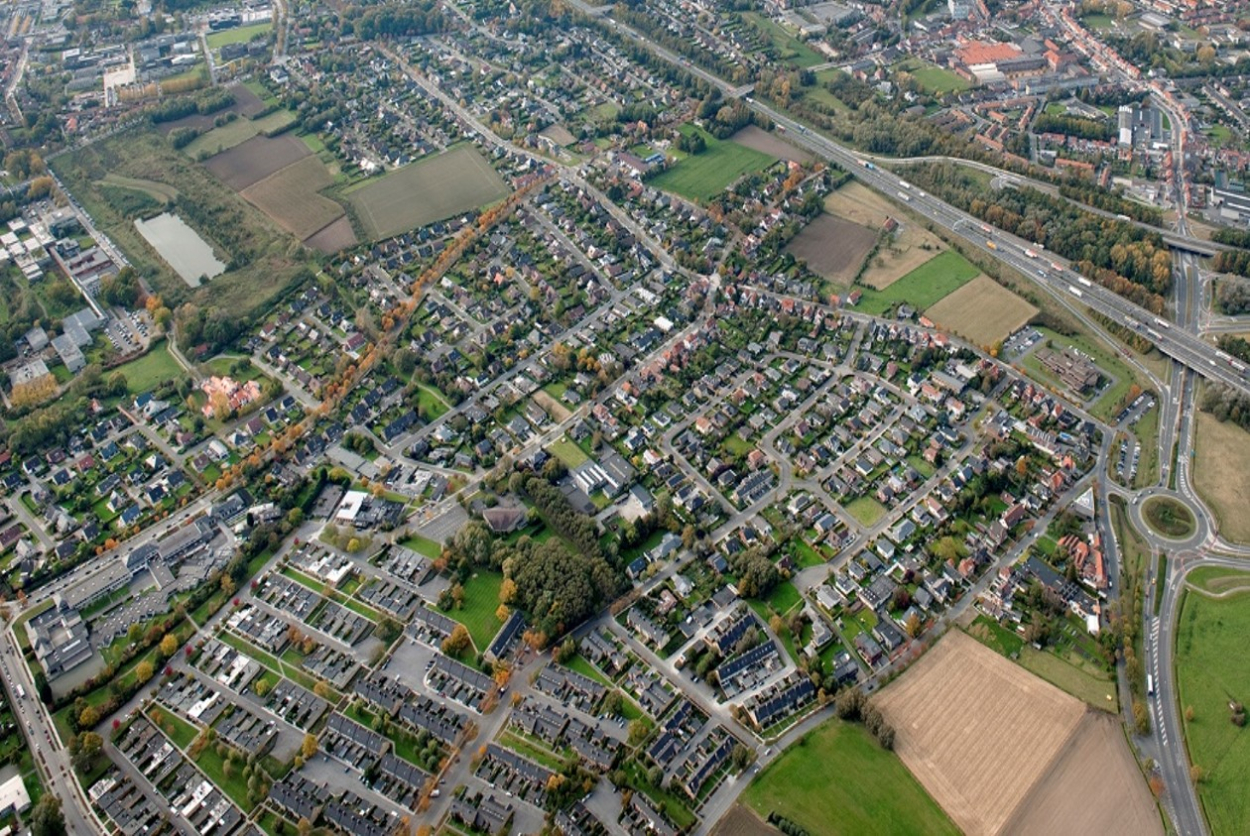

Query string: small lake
[134,212,227,286]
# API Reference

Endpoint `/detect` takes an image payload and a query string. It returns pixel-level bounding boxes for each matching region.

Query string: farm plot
[241,156,352,244]
[924,274,1038,347]
[304,216,359,255]
[874,632,1088,836]
[648,125,776,203]
[203,133,311,190]
[824,182,947,289]
[183,109,297,159]
[730,125,813,164]
[852,250,979,316]
[346,145,509,241]
[785,213,877,288]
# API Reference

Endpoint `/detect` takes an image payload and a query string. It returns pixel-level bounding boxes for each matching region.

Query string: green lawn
[853,251,980,316]
[416,383,450,420]
[844,497,887,527]
[765,580,802,615]
[563,654,612,686]
[548,436,590,468]
[649,125,776,203]
[195,744,254,811]
[897,59,972,95]
[1175,588,1250,836]
[1017,645,1117,711]
[1186,566,1250,596]
[114,340,186,395]
[743,719,958,836]
[445,570,506,653]
[205,21,272,50]
[400,534,442,559]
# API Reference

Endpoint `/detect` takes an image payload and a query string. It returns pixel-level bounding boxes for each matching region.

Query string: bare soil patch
[824,182,946,289]
[539,123,577,147]
[1001,711,1161,836]
[303,215,358,255]
[731,126,814,164]
[205,134,311,191]
[874,631,1085,836]
[230,84,267,118]
[241,156,345,241]
[532,390,572,423]
[785,213,877,288]
[925,274,1038,348]
[709,805,781,836]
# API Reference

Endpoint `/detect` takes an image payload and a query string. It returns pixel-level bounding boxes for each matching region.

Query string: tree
[313,680,332,699]
[30,795,66,836]
[160,633,178,657]
[301,733,318,760]
[127,623,143,644]
[442,624,471,657]
[627,719,650,747]
[136,660,155,685]
[78,705,100,729]
[71,731,103,772]
[1190,764,1205,785]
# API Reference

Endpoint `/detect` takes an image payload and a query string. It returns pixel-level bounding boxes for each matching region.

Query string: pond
[134,212,226,286]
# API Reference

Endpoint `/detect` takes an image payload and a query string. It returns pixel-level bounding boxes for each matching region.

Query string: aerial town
[0,0,1245,834]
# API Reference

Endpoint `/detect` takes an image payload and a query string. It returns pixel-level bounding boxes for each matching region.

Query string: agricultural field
[743,718,957,836]
[1194,413,1250,544]
[346,145,509,241]
[925,274,1038,348]
[203,133,311,190]
[183,110,296,159]
[50,127,311,318]
[876,632,1157,836]
[785,213,878,288]
[241,156,353,247]
[852,250,979,316]
[823,183,947,289]
[649,125,776,203]
[730,125,813,164]
[1176,586,1250,836]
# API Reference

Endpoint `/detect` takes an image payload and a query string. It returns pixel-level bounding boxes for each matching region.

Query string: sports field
[742,718,958,836]
[649,125,776,203]
[241,156,350,243]
[347,145,509,241]
[876,631,1159,836]
[785,213,878,287]
[1193,413,1250,544]
[925,274,1038,347]
[1176,586,1250,835]
[852,250,979,316]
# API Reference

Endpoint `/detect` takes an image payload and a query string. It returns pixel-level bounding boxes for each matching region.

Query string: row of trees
[1212,250,1250,281]
[1201,385,1250,433]
[147,87,234,124]
[1033,113,1115,143]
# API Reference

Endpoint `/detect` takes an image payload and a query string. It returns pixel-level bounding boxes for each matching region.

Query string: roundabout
[1128,488,1209,550]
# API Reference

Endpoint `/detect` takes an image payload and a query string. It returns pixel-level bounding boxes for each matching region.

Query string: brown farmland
[240,156,347,243]
[205,134,312,191]
[823,182,946,289]
[731,126,814,164]
[303,215,359,255]
[875,631,1159,836]
[785,213,877,287]
[925,274,1038,347]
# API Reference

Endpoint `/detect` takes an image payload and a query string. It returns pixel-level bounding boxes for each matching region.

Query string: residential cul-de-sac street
[0,0,1249,835]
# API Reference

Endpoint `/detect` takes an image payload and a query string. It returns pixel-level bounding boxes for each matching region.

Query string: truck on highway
[1025,248,1038,259]
[986,240,997,250]
[1068,285,1083,298]
[980,224,992,234]
[14,684,23,700]
[899,180,911,190]
[1077,276,1093,288]
[1154,317,1171,329]
[1050,261,1064,273]
[898,191,911,202]
[1147,674,1154,696]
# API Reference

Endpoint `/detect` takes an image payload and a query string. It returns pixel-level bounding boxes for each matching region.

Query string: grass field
[241,156,348,242]
[649,124,776,203]
[416,384,450,420]
[1193,413,1250,544]
[924,274,1037,349]
[1176,587,1250,835]
[897,59,973,95]
[400,533,442,559]
[743,719,958,836]
[114,341,186,394]
[184,109,297,159]
[852,250,979,316]
[548,436,590,468]
[445,570,506,653]
[1186,566,1250,596]
[346,145,509,241]
[742,12,824,68]
[1017,645,1117,711]
[844,496,887,527]
[206,22,272,51]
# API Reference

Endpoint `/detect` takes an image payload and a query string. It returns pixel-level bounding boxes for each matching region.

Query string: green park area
[896,59,972,95]
[649,125,776,203]
[113,341,185,395]
[1175,584,1250,835]
[443,570,506,653]
[743,719,958,835]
